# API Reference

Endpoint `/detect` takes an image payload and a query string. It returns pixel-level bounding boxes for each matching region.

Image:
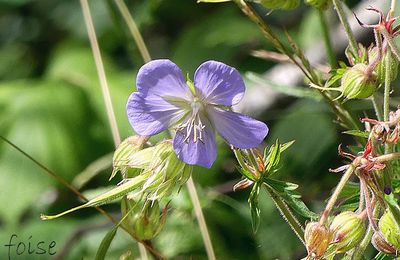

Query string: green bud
[128,141,192,200]
[329,211,366,253]
[112,136,147,179]
[379,210,400,249]
[304,222,330,259]
[369,47,399,83]
[260,0,300,10]
[371,232,399,256]
[304,0,332,10]
[341,63,377,99]
[121,199,167,240]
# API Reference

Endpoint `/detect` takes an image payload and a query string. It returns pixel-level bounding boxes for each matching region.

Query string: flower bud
[341,63,377,99]
[260,0,300,10]
[304,222,330,259]
[329,211,366,253]
[112,136,147,179]
[371,232,399,256]
[305,0,332,10]
[133,141,192,200]
[369,47,399,83]
[379,210,400,249]
[121,199,167,240]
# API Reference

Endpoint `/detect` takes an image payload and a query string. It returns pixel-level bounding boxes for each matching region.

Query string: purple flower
[126,59,268,168]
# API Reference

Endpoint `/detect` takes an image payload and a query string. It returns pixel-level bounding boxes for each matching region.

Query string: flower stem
[319,163,356,224]
[332,0,358,56]
[186,176,216,260]
[371,94,383,122]
[318,9,337,68]
[381,28,400,62]
[80,0,121,147]
[264,184,305,245]
[383,51,392,123]
[390,0,397,18]
[114,0,151,63]
[80,1,154,258]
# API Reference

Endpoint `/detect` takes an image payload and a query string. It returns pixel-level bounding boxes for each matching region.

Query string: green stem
[383,47,393,155]
[318,9,337,68]
[80,0,121,147]
[319,163,356,224]
[371,94,383,122]
[390,0,397,18]
[114,0,152,63]
[332,0,358,56]
[186,177,216,260]
[381,29,400,62]
[383,51,392,122]
[264,184,305,245]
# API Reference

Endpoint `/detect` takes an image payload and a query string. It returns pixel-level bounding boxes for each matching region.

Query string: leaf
[95,226,118,260]
[265,139,281,173]
[280,140,295,153]
[248,182,261,232]
[343,130,369,139]
[264,179,318,219]
[245,72,322,100]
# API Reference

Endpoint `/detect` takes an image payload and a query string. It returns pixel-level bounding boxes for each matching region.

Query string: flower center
[176,98,206,144]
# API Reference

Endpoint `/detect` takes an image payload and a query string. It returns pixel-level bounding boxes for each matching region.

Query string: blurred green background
[0,0,391,259]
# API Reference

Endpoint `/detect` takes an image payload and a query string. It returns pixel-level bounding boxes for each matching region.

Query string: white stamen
[176,99,206,144]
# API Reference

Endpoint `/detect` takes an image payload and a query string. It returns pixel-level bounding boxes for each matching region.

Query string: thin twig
[186,176,216,260]
[114,0,151,63]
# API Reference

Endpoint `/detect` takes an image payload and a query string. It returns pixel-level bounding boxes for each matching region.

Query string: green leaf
[245,72,322,100]
[280,140,295,153]
[265,139,281,173]
[343,130,369,139]
[248,182,261,232]
[264,179,318,219]
[95,226,118,260]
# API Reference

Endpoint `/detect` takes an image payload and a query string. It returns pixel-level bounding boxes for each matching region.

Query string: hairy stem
[390,0,397,18]
[383,49,393,155]
[264,184,305,245]
[320,163,356,224]
[318,9,337,68]
[186,176,216,260]
[381,28,400,62]
[371,94,383,122]
[114,0,151,63]
[332,0,358,56]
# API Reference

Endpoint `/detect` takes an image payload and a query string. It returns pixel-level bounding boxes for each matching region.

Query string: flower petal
[126,92,187,135]
[207,107,268,148]
[194,60,245,106]
[137,59,191,100]
[173,118,216,168]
